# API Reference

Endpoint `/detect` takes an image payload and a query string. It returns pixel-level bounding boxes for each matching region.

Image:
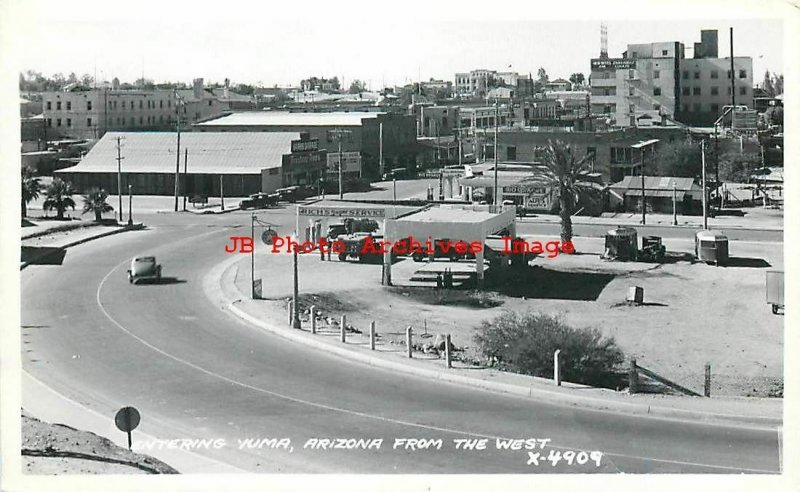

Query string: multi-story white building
[454,69,530,99]
[41,78,238,139]
[589,30,753,127]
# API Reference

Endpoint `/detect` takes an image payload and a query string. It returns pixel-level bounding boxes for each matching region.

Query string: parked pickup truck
[127,256,162,284]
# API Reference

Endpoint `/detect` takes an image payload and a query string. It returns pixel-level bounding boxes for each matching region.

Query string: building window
[727,87,732,95]
[122,101,126,108]
[653,104,660,111]
[57,118,61,126]
[441,116,448,128]
[631,52,638,58]
[208,100,212,107]
[46,118,52,127]
[167,100,171,108]
[87,117,92,127]
[740,86,747,95]
[710,70,719,79]
[710,103,720,113]
[682,70,689,79]
[653,70,660,79]
[682,87,690,96]
[139,100,143,109]
[122,117,126,124]
[506,146,517,160]
[711,86,719,95]
[628,69,635,79]
[139,117,143,124]
[653,87,661,96]
[87,101,92,110]
[56,101,61,110]
[694,71,700,79]
[46,101,51,110]
[159,115,164,123]
[629,104,635,114]
[661,50,668,56]
[66,101,72,110]
[739,69,747,79]
[628,87,634,96]
[116,117,121,124]
[727,70,732,79]
[160,100,163,108]
[693,87,701,96]
[66,118,71,127]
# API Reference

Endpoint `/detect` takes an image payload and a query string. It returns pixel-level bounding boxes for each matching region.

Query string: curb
[211,258,781,429]
[20,223,145,270]
[521,217,784,233]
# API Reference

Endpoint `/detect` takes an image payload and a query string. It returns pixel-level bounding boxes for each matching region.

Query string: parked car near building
[239,192,279,210]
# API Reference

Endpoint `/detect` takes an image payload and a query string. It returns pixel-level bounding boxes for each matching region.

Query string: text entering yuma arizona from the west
[132,436,604,467]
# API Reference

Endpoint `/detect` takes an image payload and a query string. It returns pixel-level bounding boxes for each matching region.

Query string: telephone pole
[174,90,183,212]
[115,136,124,222]
[183,148,188,211]
[330,128,351,199]
[493,100,499,206]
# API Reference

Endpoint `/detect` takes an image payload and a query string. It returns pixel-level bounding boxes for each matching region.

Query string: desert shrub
[473,311,625,387]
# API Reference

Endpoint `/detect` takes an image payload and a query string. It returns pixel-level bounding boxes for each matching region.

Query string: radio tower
[600,23,608,59]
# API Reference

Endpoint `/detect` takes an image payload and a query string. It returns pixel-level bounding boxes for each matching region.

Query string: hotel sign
[298,207,385,218]
[591,58,637,71]
[291,138,319,153]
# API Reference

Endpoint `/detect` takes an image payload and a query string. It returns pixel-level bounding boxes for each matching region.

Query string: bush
[473,311,625,387]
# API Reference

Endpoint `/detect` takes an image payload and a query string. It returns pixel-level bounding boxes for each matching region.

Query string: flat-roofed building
[55,131,325,197]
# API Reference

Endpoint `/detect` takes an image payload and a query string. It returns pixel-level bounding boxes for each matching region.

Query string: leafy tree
[43,178,76,220]
[762,70,774,96]
[719,152,758,183]
[537,67,549,84]
[82,188,114,222]
[569,72,585,86]
[473,311,625,387]
[541,140,591,243]
[348,79,367,94]
[765,105,783,126]
[652,140,701,178]
[21,166,41,219]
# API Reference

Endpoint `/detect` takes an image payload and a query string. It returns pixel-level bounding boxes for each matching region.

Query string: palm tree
[43,178,76,220]
[82,188,114,222]
[21,166,42,219]
[541,140,591,244]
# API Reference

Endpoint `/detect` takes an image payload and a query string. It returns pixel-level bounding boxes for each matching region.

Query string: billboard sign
[291,138,319,153]
[327,152,361,174]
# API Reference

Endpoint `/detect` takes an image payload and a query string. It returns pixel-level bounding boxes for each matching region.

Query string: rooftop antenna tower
[600,23,608,59]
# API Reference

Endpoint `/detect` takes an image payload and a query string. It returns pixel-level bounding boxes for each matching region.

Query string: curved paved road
[20,211,781,473]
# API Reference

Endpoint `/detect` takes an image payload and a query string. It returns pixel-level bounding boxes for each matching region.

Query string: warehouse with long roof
[55,131,326,197]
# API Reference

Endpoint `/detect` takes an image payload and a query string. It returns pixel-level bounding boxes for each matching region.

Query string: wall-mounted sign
[502,184,548,195]
[298,207,385,218]
[591,58,637,71]
[291,138,319,153]
[290,153,322,165]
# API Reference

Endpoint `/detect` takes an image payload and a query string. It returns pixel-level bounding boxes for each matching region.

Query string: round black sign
[114,406,141,433]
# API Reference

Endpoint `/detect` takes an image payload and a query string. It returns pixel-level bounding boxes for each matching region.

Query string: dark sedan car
[239,192,279,210]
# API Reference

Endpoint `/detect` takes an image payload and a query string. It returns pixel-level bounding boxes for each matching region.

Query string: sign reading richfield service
[327,152,362,174]
[298,207,385,218]
[591,58,637,71]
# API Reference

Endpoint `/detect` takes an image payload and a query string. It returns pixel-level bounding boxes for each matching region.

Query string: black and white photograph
[1,0,797,490]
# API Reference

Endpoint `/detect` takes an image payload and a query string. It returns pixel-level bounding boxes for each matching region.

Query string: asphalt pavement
[19,208,782,474]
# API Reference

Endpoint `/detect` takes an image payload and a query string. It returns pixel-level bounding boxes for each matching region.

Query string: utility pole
[379,122,384,178]
[292,238,301,329]
[493,100,499,206]
[672,181,677,226]
[251,213,256,299]
[330,128,351,200]
[640,148,646,225]
[183,148,188,211]
[701,140,708,230]
[174,90,183,212]
[128,184,133,225]
[115,136,124,222]
[219,175,225,211]
[730,27,736,109]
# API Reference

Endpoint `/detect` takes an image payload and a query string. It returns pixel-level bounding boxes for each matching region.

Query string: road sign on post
[114,406,141,450]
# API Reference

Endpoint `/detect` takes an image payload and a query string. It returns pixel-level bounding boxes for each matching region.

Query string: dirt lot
[21,410,178,474]
[237,234,783,397]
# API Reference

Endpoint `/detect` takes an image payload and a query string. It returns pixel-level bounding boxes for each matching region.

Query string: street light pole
[115,136,124,222]
[174,90,182,212]
[640,148,646,225]
[292,239,301,329]
[672,181,677,226]
[701,140,708,230]
[493,100,499,207]
[251,213,256,299]
[338,138,344,200]
[127,184,133,225]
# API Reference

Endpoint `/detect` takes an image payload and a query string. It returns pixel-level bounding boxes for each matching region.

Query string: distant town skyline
[11,1,786,91]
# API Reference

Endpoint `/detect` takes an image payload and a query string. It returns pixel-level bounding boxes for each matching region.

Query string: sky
[7,0,789,90]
